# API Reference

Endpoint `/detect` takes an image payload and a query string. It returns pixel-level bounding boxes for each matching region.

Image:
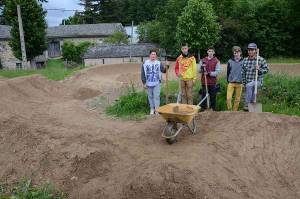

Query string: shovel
[165,59,169,104]
[248,49,262,112]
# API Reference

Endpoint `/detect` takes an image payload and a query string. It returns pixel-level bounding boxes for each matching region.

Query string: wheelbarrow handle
[197,93,209,107]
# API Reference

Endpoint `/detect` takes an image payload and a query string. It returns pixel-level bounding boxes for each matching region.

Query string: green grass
[106,86,149,120]
[0,59,84,81]
[0,179,66,199]
[106,74,300,119]
[268,57,300,63]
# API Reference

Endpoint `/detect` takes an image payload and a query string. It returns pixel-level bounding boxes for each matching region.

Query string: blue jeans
[245,81,261,104]
[147,84,161,109]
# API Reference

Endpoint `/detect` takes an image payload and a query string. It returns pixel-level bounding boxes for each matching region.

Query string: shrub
[106,86,149,119]
[104,30,128,44]
[62,41,92,63]
[0,179,66,199]
[105,74,300,119]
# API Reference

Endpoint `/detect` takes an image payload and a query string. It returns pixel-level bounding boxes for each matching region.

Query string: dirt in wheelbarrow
[0,63,300,199]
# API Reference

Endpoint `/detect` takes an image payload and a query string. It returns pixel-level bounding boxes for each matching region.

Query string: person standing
[141,49,168,115]
[242,43,269,111]
[175,43,197,105]
[200,47,221,111]
[226,46,243,111]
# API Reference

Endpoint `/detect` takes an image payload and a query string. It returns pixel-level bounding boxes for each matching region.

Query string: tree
[158,0,188,54]
[176,0,221,57]
[137,20,162,44]
[3,0,47,61]
[104,30,129,44]
[0,1,6,24]
[62,12,85,25]
[62,41,92,63]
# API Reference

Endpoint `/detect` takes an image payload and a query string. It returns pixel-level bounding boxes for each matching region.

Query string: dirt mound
[73,88,102,100]
[71,151,113,183]
[122,162,206,199]
[0,64,299,199]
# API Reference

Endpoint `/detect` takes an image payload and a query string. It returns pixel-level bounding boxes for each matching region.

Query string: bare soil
[0,63,299,199]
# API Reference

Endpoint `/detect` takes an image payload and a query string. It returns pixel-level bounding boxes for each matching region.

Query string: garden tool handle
[254,49,259,103]
[165,60,169,104]
[202,63,210,109]
[177,61,181,104]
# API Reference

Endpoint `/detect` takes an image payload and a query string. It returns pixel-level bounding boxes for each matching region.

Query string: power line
[45,8,84,12]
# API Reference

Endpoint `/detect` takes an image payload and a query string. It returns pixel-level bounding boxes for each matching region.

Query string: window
[16,62,22,70]
[36,62,45,69]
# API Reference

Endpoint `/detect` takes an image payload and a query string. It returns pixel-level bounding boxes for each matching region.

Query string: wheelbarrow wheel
[165,122,178,144]
[166,137,176,144]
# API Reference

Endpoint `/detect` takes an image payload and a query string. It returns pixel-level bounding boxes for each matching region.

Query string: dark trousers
[201,85,217,110]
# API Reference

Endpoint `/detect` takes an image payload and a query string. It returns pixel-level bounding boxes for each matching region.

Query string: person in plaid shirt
[242,43,269,111]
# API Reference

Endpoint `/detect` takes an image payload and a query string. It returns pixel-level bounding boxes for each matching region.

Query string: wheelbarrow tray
[157,103,199,124]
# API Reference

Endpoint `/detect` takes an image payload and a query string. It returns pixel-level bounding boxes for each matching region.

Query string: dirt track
[0,63,300,199]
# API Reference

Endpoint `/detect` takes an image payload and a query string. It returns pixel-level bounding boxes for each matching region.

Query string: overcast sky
[43,0,83,27]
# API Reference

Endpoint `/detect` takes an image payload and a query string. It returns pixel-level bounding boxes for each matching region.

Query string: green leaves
[137,21,162,44]
[104,30,129,44]
[0,179,66,199]
[62,41,93,64]
[176,0,221,52]
[3,0,47,61]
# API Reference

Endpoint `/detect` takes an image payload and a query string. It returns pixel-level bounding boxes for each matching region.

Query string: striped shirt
[242,56,269,85]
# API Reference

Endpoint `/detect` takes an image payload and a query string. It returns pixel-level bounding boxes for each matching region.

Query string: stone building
[0,25,23,69]
[0,23,123,69]
[47,23,123,58]
[83,43,166,66]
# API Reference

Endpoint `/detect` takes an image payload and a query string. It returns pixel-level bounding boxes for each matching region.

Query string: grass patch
[0,59,84,81]
[0,179,66,199]
[106,74,300,119]
[268,57,300,63]
[105,86,149,120]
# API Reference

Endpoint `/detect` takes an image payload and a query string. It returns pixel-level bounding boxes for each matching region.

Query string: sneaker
[243,106,248,112]
[150,109,155,115]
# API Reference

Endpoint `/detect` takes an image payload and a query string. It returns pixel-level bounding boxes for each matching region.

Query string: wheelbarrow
[157,94,209,144]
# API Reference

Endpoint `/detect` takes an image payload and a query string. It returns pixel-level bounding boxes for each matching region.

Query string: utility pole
[129,20,133,62]
[17,4,28,69]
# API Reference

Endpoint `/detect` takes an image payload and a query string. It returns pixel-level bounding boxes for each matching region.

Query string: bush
[62,41,92,63]
[104,30,128,44]
[106,86,149,119]
[106,74,300,119]
[0,179,66,199]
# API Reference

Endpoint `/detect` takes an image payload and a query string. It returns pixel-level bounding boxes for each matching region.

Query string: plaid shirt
[242,56,269,85]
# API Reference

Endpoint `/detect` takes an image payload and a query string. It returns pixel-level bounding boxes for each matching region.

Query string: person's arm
[241,60,246,85]
[258,57,269,75]
[209,61,221,77]
[141,63,146,85]
[160,62,167,73]
[192,57,197,80]
[175,58,179,77]
[226,61,231,83]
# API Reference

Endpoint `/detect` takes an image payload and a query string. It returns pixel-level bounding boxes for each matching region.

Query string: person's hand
[256,64,260,70]
[166,61,170,69]
[143,84,147,89]
[204,72,208,76]
[192,80,196,85]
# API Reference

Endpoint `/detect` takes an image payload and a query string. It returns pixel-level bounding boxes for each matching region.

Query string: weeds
[0,59,83,81]
[106,74,300,119]
[0,179,66,199]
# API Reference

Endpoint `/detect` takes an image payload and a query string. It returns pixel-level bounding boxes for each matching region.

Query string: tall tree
[0,1,6,24]
[4,0,48,61]
[158,0,188,54]
[176,0,221,56]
